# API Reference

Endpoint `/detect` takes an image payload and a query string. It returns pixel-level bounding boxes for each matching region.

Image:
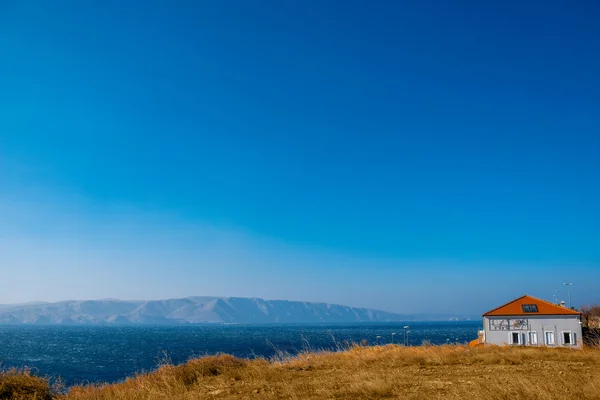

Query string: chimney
[560,300,566,307]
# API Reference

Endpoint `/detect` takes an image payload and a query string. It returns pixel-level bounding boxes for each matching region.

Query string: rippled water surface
[0,322,479,386]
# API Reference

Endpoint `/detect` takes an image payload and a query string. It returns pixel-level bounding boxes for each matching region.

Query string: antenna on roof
[563,282,573,309]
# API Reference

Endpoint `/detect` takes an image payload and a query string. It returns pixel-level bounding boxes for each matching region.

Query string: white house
[481,295,582,348]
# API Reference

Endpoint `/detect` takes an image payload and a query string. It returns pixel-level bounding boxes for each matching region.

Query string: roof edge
[483,313,582,317]
[482,294,581,317]
[482,295,528,316]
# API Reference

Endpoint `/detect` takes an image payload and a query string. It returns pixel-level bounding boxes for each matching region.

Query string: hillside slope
[0,297,409,325]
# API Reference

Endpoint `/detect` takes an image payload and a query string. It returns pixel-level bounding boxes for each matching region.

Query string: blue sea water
[0,322,479,386]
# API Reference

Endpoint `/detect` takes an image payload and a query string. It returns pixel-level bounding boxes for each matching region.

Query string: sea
[0,321,479,386]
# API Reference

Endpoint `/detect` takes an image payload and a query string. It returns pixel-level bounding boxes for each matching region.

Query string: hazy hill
[0,297,472,325]
[0,297,399,325]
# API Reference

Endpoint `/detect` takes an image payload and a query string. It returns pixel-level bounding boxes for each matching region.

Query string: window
[562,331,573,345]
[489,319,509,330]
[545,331,555,345]
[521,304,538,313]
[528,331,538,345]
[510,332,522,345]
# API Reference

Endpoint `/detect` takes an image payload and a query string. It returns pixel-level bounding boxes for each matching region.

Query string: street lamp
[391,332,396,344]
[553,289,560,305]
[403,326,409,346]
[564,282,573,309]
[376,335,382,345]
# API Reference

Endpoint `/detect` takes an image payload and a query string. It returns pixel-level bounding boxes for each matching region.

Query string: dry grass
[0,369,55,400]
[4,345,600,400]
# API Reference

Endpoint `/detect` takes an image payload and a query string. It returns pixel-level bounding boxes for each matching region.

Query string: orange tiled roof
[483,295,581,317]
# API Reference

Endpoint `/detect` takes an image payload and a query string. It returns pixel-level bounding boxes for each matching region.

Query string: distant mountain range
[0,297,473,325]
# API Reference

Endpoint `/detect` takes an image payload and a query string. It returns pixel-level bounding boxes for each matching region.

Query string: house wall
[483,315,582,348]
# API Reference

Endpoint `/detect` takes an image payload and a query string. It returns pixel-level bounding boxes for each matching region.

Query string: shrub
[582,305,600,328]
[0,369,53,400]
[170,354,248,386]
[583,327,600,347]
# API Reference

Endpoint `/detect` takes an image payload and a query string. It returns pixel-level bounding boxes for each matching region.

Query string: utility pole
[564,282,573,308]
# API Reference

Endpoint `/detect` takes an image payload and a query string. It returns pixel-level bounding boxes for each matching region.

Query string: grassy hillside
[2,345,599,400]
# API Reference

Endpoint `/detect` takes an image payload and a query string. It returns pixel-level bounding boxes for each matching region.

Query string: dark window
[563,332,571,344]
[512,332,520,344]
[521,304,538,313]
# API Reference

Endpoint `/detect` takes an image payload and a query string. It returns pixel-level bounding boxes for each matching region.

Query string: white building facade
[482,295,582,348]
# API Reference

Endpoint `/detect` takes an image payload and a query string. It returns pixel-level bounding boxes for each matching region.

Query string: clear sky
[1,1,599,314]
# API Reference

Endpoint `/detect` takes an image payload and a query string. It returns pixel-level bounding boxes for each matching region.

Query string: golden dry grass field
[2,345,600,400]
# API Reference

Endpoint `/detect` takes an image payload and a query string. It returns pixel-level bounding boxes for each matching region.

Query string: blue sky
[1,1,599,314]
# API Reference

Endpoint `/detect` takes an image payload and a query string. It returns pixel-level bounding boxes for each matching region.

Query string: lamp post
[376,335,381,346]
[391,332,396,344]
[564,282,573,309]
[403,326,409,346]
[553,289,560,304]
